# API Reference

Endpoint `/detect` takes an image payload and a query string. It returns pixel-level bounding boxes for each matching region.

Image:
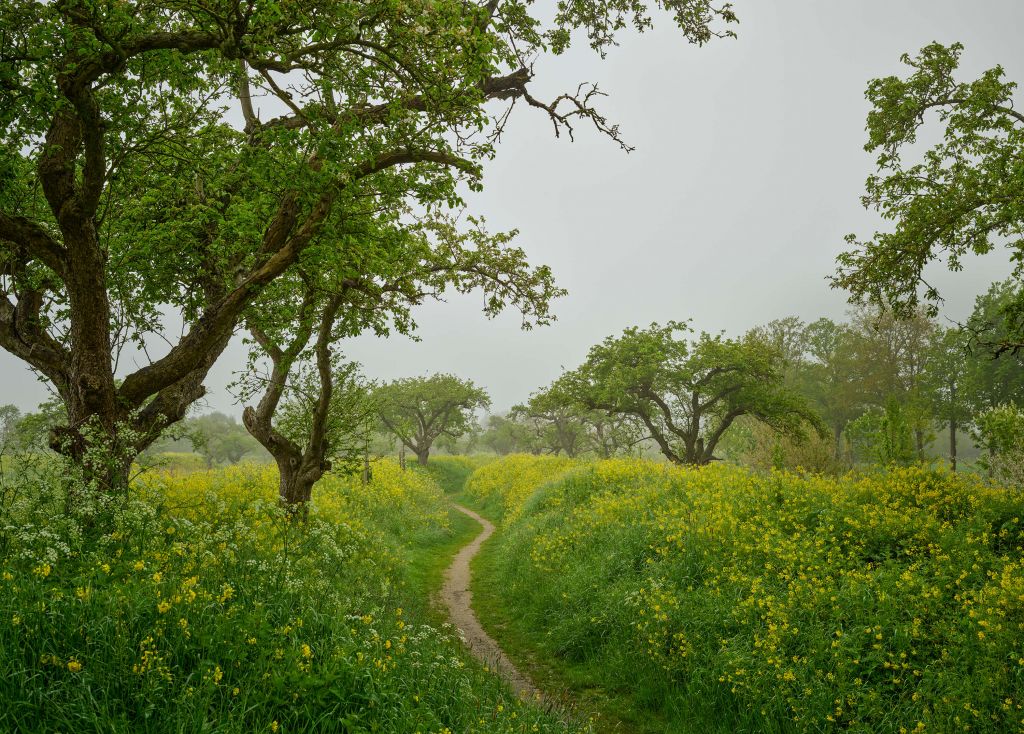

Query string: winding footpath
[440,504,539,700]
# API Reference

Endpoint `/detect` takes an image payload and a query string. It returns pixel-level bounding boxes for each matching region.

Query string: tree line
[477,283,1024,477]
[2,0,1022,512]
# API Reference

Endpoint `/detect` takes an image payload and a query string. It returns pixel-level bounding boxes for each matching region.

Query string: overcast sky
[3,0,1023,415]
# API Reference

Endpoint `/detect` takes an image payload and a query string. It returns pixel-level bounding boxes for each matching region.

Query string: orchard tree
[510,382,590,458]
[479,414,536,456]
[566,322,824,466]
[377,375,490,466]
[187,412,264,468]
[512,377,646,458]
[0,0,738,493]
[238,215,556,506]
[834,43,1024,351]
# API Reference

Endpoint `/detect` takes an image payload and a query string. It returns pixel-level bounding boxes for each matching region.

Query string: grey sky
[2,1,1022,415]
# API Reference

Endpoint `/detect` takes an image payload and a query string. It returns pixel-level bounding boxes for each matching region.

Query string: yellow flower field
[0,458,583,733]
[473,455,1024,733]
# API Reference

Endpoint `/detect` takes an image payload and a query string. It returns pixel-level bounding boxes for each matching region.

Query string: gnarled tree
[240,214,560,506]
[377,374,490,466]
[565,322,825,465]
[0,0,737,492]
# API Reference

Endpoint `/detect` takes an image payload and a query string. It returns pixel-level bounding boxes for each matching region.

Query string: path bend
[441,504,539,700]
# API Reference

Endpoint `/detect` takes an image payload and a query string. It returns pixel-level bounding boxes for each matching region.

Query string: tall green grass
[473,456,1024,733]
[0,459,582,733]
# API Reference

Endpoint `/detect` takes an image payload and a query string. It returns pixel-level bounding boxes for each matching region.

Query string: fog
[3,0,1021,414]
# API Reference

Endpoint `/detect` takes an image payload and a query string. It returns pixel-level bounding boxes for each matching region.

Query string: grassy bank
[467,455,1024,733]
[0,458,583,733]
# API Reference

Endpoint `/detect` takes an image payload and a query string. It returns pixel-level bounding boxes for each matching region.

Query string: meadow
[0,455,579,733]
[465,455,1024,733]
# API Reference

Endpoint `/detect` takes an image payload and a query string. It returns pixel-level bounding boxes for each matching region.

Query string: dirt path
[441,504,539,700]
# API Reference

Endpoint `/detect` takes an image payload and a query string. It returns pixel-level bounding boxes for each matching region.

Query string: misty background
[2,0,1022,415]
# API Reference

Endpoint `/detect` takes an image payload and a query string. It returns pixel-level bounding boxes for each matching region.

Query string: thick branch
[0,215,68,276]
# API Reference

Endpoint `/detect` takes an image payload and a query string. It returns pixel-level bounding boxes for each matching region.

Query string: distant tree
[848,307,937,460]
[8,398,67,453]
[0,404,19,448]
[834,43,1024,352]
[510,382,590,458]
[512,377,647,458]
[188,413,265,468]
[845,399,917,467]
[749,316,809,377]
[964,281,1024,410]
[921,326,973,471]
[377,375,490,466]
[800,317,864,457]
[566,322,824,466]
[479,414,536,456]
[435,424,481,455]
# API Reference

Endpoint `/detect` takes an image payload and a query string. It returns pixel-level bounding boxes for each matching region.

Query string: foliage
[376,374,490,465]
[0,0,736,480]
[479,414,540,456]
[472,455,1024,733]
[834,43,1024,351]
[971,405,1024,485]
[272,360,376,475]
[0,458,580,733]
[719,416,848,474]
[186,412,267,468]
[511,378,646,459]
[564,322,825,465]
[965,281,1024,407]
[845,400,919,466]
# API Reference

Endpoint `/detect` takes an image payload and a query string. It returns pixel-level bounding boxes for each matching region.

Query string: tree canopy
[0,0,737,490]
[376,374,490,465]
[834,42,1024,351]
[564,322,825,465]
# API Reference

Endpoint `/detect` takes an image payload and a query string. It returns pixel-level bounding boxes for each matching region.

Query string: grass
[472,532,668,734]
[0,458,585,733]
[465,454,1024,734]
[404,505,480,621]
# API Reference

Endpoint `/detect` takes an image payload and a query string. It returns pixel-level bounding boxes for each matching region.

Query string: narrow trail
[441,504,540,700]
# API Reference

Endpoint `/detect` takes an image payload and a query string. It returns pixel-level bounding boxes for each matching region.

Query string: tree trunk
[50,404,133,496]
[416,448,429,466]
[915,429,925,461]
[243,405,329,514]
[949,418,957,473]
[949,381,958,473]
[833,423,843,460]
[276,456,323,516]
